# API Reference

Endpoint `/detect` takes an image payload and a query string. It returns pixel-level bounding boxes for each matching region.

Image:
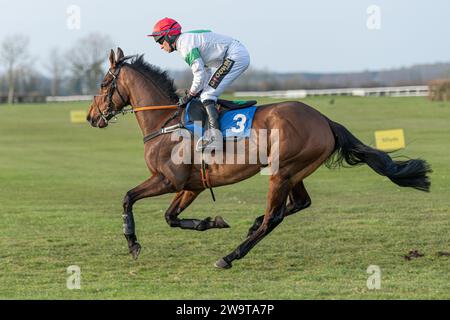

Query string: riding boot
[201,100,222,151]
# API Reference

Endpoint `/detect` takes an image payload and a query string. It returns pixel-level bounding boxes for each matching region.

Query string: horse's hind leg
[285,180,311,216]
[247,181,311,237]
[165,190,230,231]
[216,175,291,269]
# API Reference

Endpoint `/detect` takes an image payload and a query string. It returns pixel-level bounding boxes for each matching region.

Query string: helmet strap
[167,34,180,51]
[163,22,180,51]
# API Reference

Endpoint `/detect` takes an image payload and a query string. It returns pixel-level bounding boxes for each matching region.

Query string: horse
[86,48,431,269]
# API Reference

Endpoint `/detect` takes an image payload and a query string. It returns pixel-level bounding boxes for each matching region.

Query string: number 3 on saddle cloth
[181,99,258,142]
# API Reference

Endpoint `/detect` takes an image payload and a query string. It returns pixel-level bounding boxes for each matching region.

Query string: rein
[117,103,182,144]
[137,104,183,144]
[133,105,178,112]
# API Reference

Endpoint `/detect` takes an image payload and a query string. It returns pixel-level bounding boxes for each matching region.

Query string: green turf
[0,96,449,299]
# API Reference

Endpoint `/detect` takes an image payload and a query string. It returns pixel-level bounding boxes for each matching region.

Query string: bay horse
[87,48,431,269]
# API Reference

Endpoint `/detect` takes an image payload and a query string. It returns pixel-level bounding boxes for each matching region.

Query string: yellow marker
[70,110,87,124]
[375,129,405,151]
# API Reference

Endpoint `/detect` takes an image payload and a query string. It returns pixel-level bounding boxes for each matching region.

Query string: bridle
[95,56,182,142]
[95,58,131,126]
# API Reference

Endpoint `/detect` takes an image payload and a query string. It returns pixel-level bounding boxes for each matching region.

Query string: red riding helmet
[147,17,182,44]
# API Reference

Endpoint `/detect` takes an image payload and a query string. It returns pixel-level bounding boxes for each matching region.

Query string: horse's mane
[126,54,179,101]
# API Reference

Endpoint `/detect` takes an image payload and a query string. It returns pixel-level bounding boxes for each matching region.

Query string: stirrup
[196,136,222,152]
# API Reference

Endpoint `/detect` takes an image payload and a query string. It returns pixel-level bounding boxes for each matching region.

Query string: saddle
[181,99,257,136]
[217,99,257,111]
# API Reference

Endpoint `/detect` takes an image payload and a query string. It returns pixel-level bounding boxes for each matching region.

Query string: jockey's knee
[200,92,218,103]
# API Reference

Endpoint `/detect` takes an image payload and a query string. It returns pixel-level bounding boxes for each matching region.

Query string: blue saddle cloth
[183,101,257,139]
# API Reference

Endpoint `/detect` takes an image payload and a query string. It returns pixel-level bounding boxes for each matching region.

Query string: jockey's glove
[179,92,196,106]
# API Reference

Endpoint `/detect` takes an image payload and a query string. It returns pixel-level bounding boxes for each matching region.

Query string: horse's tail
[325,118,432,192]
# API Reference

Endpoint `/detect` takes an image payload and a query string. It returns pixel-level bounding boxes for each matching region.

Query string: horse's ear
[116,47,125,62]
[109,49,116,67]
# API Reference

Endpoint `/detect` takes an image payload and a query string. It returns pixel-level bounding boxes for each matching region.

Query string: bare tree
[45,48,65,96]
[66,33,114,94]
[0,34,30,104]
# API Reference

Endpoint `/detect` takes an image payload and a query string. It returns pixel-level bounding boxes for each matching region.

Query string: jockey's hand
[178,92,195,106]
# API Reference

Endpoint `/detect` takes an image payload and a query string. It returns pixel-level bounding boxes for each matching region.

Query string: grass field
[0,96,449,299]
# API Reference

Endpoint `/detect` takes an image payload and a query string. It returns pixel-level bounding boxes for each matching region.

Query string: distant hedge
[428,79,450,101]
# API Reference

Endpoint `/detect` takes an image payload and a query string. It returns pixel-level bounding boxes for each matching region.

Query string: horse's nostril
[86,113,96,126]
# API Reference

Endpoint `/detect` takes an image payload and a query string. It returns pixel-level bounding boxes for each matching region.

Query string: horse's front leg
[165,190,230,231]
[123,174,175,259]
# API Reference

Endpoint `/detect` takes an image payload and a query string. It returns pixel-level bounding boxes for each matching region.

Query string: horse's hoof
[214,216,230,229]
[214,258,232,269]
[129,243,141,260]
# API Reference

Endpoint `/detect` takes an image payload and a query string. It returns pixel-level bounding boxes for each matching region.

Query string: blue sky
[1,0,449,74]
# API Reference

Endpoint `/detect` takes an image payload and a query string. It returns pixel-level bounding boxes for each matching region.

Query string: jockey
[148,17,250,150]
